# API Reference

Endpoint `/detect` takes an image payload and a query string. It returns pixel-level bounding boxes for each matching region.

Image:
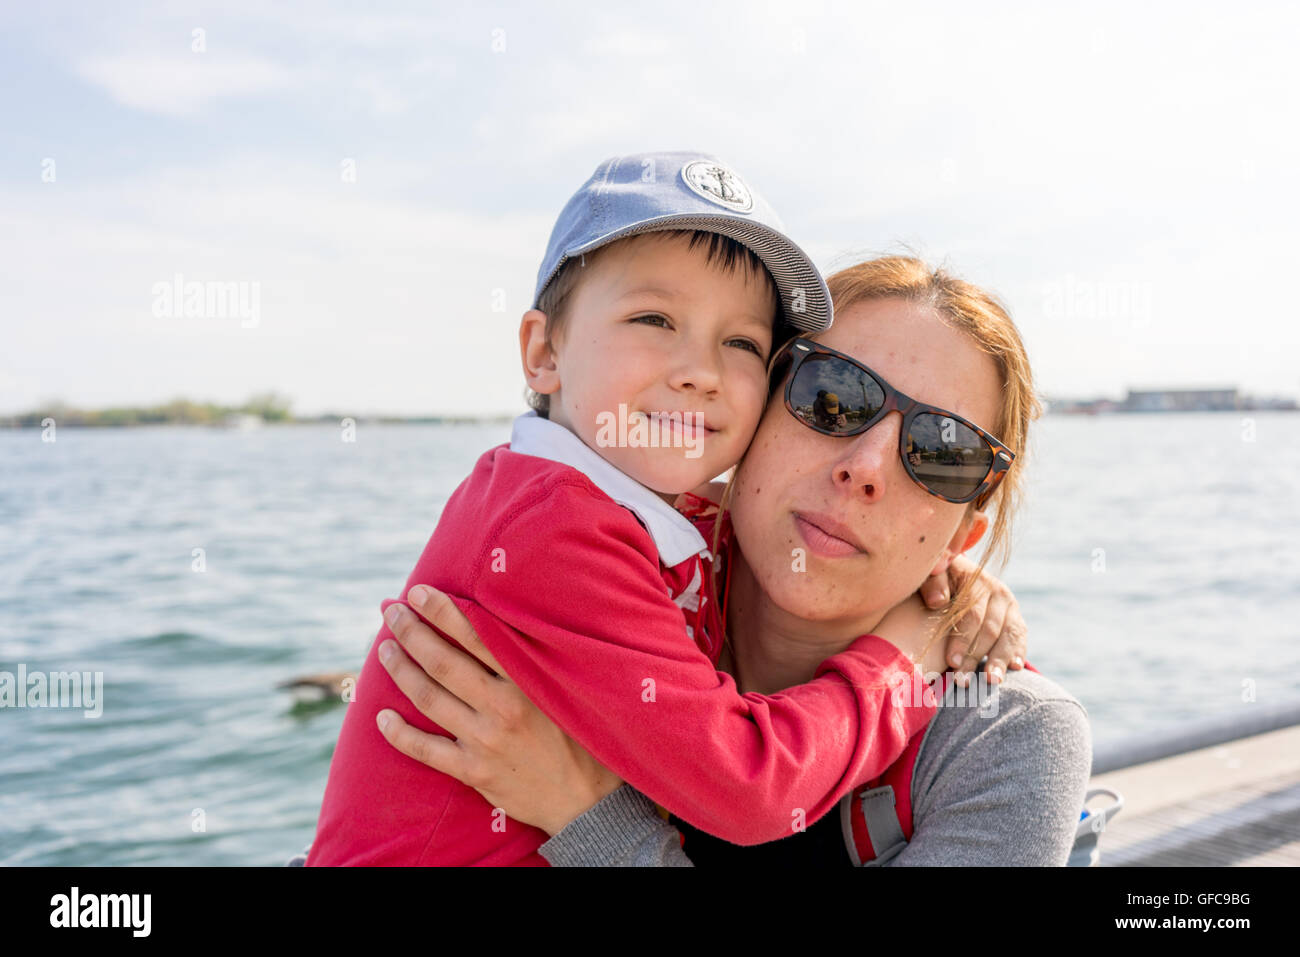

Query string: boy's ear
[519,309,560,398]
[926,509,990,578]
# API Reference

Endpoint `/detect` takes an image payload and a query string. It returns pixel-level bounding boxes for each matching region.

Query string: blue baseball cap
[533,151,832,333]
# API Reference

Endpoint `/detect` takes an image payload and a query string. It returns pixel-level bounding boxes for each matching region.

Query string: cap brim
[552,213,832,333]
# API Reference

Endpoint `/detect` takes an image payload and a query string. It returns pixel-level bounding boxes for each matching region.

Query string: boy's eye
[726,337,765,357]
[629,315,765,358]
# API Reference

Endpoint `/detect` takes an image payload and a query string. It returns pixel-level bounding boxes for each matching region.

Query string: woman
[370,256,1091,866]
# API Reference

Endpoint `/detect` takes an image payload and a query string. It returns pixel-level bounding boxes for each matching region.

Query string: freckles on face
[728,299,1001,619]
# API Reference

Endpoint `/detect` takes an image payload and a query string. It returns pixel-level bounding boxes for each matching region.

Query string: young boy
[307,151,937,866]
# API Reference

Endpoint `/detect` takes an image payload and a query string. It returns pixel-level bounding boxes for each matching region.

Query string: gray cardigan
[539,667,1092,866]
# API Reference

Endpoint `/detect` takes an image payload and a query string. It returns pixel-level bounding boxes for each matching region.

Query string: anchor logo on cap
[680,159,754,213]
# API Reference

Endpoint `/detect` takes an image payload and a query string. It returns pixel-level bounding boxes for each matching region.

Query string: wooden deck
[1089,724,1300,866]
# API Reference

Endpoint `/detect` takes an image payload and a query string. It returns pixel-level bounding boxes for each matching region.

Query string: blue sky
[2,0,1297,416]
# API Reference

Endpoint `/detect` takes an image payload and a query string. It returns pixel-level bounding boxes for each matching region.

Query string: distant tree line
[1,393,515,427]
[2,392,293,427]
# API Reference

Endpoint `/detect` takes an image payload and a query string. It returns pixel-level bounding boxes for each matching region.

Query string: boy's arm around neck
[446,475,936,846]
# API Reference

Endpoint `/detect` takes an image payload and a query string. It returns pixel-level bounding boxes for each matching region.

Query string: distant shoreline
[1,415,517,429]
[7,397,1300,429]
[0,395,516,429]
[5,409,1296,429]
[1047,406,1298,416]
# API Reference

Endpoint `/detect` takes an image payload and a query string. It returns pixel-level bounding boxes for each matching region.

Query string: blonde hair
[710,255,1041,660]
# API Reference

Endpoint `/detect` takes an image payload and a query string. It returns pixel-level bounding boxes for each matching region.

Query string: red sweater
[308,429,935,866]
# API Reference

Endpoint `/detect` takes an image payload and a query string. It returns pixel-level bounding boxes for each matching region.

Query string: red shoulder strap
[846,661,1040,864]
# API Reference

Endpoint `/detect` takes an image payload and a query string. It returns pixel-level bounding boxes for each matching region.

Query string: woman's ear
[927,509,990,577]
[520,309,559,399]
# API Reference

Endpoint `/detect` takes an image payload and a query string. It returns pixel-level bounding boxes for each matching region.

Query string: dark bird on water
[276,672,357,703]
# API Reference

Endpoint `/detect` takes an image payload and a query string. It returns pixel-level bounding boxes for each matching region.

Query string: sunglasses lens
[788,353,885,434]
[906,413,994,500]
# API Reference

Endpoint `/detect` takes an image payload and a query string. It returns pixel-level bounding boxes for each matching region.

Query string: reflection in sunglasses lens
[782,349,999,502]
[906,413,994,499]
[789,354,885,433]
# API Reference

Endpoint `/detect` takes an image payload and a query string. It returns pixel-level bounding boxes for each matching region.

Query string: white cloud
[75,54,306,116]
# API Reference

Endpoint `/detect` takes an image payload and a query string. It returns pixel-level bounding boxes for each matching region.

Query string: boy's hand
[918,554,1028,686]
[872,593,951,679]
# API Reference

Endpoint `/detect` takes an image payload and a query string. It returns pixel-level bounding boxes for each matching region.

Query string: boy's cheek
[726,427,755,461]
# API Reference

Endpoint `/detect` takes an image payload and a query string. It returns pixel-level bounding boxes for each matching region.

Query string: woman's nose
[831,413,901,501]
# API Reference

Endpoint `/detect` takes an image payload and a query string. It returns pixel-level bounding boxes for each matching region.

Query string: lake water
[1,413,1297,865]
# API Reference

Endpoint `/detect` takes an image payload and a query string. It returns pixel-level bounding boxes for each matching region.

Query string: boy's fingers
[978,622,1009,686]
[969,594,1010,682]
[984,626,1026,687]
[985,610,1028,679]
[378,637,478,733]
[946,553,975,591]
[1008,606,1029,666]
[944,630,973,678]
[406,584,507,678]
[376,708,467,777]
[384,600,503,711]
[945,591,989,673]
[920,572,949,609]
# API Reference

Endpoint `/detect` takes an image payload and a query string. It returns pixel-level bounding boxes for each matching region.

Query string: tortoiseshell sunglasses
[767,337,1016,507]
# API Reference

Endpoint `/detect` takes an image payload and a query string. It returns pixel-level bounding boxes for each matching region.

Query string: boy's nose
[666,341,724,394]
[830,413,902,502]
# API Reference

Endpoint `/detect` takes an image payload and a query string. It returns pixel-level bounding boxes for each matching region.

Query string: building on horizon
[1046,388,1297,415]
[1121,388,1239,412]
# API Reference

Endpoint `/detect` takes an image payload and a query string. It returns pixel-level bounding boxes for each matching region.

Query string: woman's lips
[793,512,865,558]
